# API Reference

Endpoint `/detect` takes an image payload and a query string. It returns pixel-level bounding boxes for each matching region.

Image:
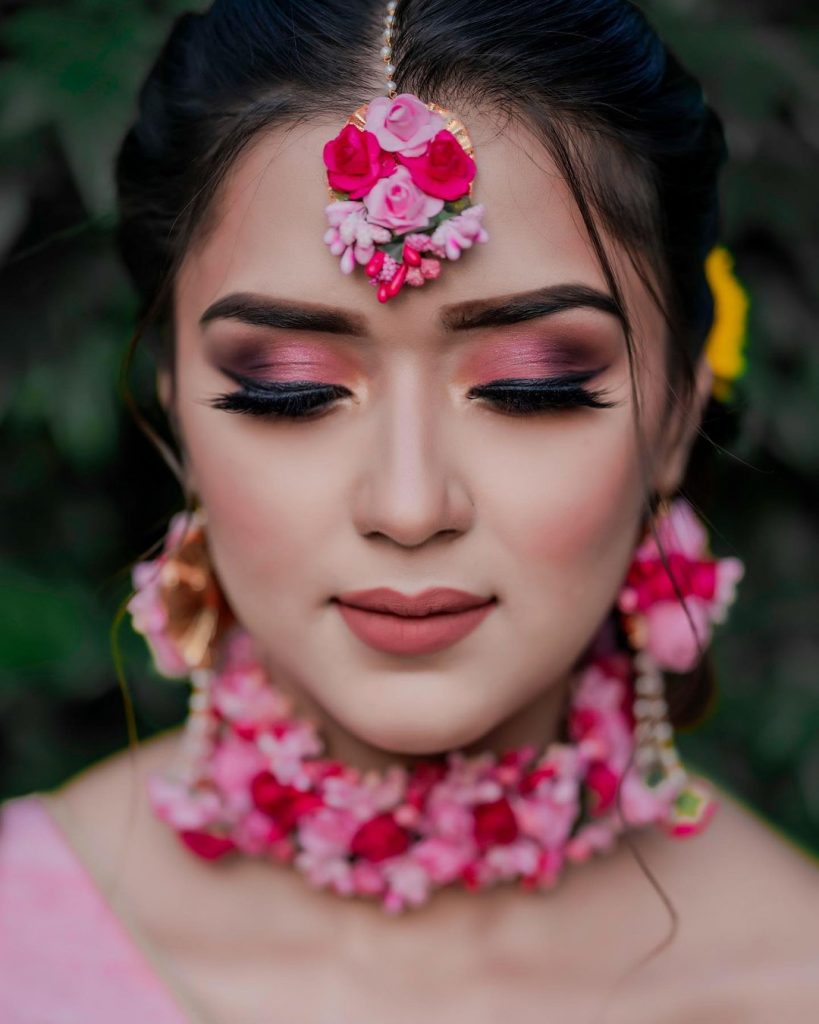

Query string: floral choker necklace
[144,626,717,915]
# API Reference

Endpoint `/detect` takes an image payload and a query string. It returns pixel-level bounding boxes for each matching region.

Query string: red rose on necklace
[397,129,476,201]
[251,771,323,833]
[180,830,236,860]
[473,797,519,849]
[351,812,412,862]
[323,124,396,199]
[585,762,619,816]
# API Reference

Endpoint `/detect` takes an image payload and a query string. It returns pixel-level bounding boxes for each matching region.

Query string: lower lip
[334,600,496,655]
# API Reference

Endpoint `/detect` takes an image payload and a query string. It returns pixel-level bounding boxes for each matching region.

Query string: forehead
[176,107,658,340]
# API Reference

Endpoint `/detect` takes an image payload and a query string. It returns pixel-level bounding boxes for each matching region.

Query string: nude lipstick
[333,587,496,655]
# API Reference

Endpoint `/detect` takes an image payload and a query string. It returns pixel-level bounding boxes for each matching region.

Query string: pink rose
[363,165,444,233]
[644,598,711,672]
[397,130,476,200]
[364,93,446,155]
[322,124,396,199]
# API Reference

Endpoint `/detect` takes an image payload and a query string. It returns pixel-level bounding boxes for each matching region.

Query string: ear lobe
[156,368,173,412]
[653,353,714,497]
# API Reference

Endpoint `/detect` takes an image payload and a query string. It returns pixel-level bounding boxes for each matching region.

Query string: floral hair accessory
[704,245,749,403]
[321,3,487,302]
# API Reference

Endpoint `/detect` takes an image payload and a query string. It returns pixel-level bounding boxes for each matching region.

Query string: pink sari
[0,794,190,1023]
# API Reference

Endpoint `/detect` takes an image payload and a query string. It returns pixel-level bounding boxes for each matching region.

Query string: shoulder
[40,728,182,842]
[617,775,819,1021]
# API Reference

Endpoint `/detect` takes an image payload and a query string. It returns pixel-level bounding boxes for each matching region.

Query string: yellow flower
[704,246,749,401]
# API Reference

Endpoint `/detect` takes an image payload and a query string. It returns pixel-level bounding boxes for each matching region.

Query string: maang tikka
[321,0,488,303]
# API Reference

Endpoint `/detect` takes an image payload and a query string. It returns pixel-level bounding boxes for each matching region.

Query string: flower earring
[128,506,236,789]
[127,506,234,678]
[617,496,745,675]
[617,496,745,834]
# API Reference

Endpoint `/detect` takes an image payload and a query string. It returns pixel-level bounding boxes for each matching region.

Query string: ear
[156,367,173,414]
[155,368,197,495]
[652,352,713,497]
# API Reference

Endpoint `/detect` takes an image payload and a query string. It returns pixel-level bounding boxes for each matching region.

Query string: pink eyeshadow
[218,340,358,382]
[464,337,601,385]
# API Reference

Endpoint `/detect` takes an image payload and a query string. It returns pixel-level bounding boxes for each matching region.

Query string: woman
[1,0,817,1021]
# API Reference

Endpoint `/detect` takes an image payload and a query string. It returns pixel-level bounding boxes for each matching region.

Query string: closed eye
[207,369,620,421]
[207,370,352,420]
[467,369,619,415]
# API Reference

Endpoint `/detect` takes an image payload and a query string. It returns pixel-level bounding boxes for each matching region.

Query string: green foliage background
[0,0,816,856]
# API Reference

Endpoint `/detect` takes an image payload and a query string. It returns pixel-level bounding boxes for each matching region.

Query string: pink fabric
[0,793,189,1023]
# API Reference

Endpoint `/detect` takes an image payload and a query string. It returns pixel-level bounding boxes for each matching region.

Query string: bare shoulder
[38,728,194,925]
[670,774,819,918]
[610,775,819,1022]
[41,728,181,842]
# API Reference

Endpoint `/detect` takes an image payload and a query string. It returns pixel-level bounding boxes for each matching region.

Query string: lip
[334,587,496,655]
[336,587,492,616]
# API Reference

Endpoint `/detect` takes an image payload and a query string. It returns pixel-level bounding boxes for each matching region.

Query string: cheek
[485,414,644,590]
[177,400,339,606]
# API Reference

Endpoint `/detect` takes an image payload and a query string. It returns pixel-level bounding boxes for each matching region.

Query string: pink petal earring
[127,507,235,793]
[617,496,745,834]
[321,0,488,303]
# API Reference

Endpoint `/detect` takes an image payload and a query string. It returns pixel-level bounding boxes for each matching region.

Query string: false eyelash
[208,371,352,420]
[208,370,617,421]
[466,370,618,415]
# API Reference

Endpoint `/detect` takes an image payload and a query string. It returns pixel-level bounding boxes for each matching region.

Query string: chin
[331,700,505,758]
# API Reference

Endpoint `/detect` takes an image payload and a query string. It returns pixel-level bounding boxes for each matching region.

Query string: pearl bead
[386,0,398,11]
[385,63,396,76]
[635,674,662,695]
[654,720,673,742]
[660,746,680,767]
[380,45,392,59]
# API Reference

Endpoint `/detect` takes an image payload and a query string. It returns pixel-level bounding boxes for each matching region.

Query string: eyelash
[208,369,616,421]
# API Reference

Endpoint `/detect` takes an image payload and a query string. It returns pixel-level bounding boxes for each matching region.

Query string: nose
[352,376,474,549]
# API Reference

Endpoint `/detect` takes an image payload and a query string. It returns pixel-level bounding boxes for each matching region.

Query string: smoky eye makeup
[202,320,625,422]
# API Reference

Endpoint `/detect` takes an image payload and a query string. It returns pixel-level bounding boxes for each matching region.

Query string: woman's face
[170,110,708,759]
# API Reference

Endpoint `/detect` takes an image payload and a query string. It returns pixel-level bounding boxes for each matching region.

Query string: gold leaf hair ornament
[703,246,750,402]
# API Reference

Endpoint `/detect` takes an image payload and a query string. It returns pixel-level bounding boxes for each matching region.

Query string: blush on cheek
[201,487,310,620]
[517,448,643,571]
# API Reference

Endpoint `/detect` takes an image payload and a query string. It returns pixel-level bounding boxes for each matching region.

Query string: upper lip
[335,587,494,617]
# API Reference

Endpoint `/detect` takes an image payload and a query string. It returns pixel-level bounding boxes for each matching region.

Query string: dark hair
[116,0,728,978]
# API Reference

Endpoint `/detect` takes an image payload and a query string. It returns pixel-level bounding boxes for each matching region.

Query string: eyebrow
[199,284,623,336]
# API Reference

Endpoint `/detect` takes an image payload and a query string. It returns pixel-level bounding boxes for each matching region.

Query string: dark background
[0,0,817,855]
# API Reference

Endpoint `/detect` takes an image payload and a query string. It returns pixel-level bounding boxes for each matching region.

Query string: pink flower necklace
[147,625,718,915]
